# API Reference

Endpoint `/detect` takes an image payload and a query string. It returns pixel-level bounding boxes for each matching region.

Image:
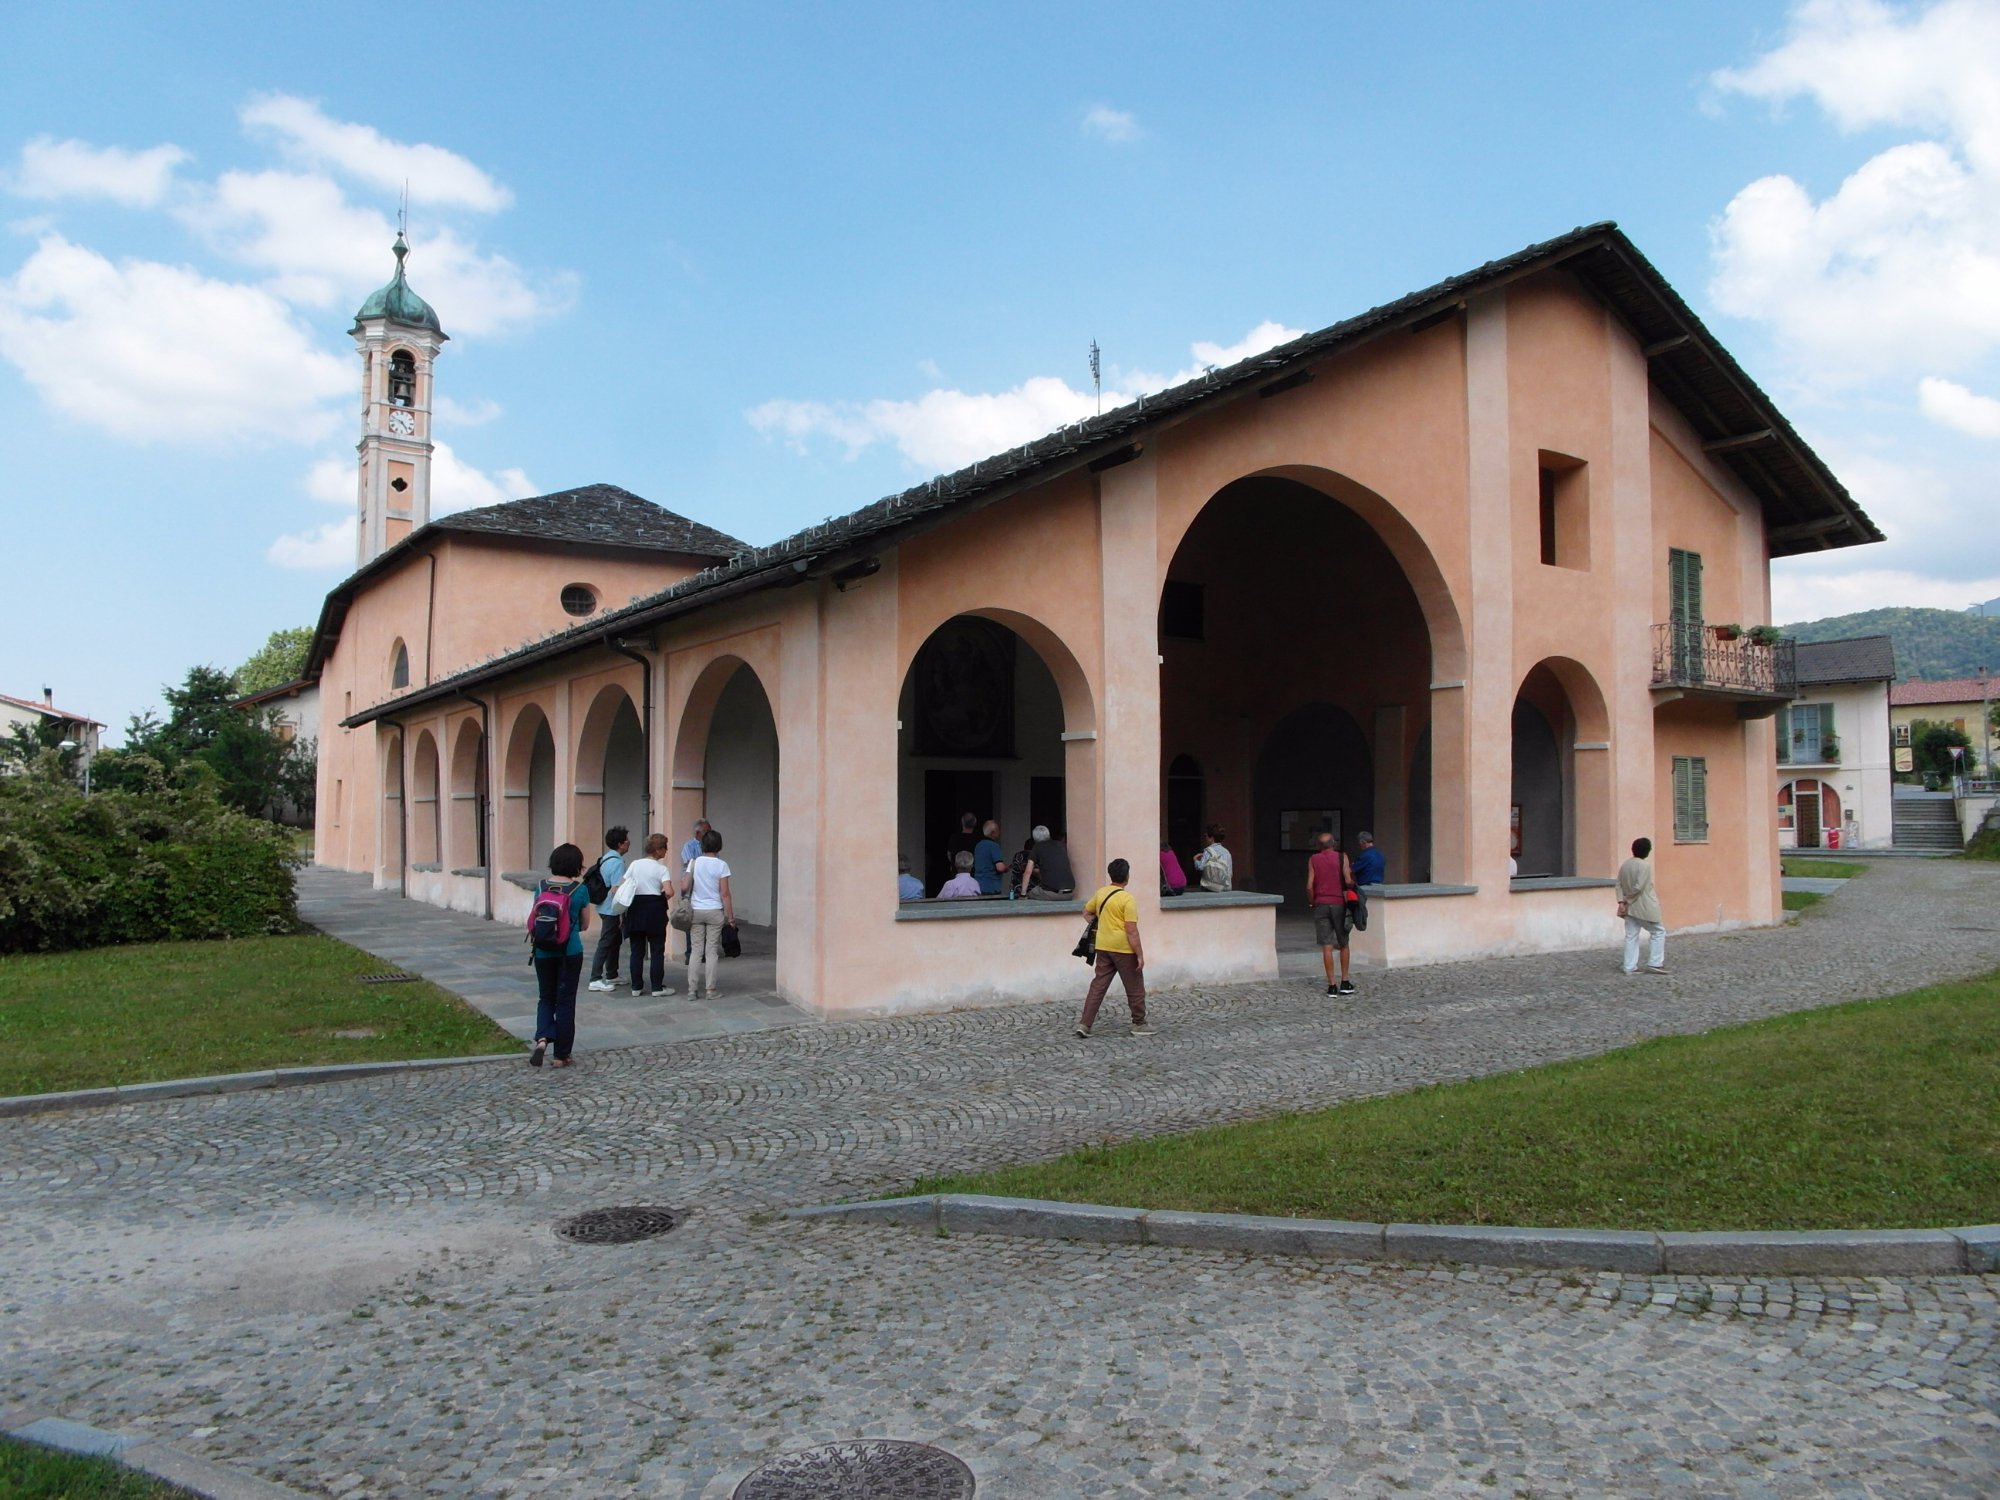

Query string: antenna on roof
[1089,340,1102,415]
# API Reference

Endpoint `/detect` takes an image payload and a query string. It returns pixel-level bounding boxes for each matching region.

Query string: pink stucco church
[309,223,1880,1015]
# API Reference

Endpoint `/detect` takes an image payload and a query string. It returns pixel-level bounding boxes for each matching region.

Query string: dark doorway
[924,768,993,894]
[1166,754,1204,876]
[1029,776,1066,841]
[1253,703,1372,906]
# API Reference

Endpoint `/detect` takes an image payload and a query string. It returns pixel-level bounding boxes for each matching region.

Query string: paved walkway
[297,867,812,1051]
[5,859,1998,1497]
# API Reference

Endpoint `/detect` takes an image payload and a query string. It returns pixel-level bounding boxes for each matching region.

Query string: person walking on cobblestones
[1308,831,1356,997]
[528,843,592,1069]
[1076,858,1152,1037]
[1617,836,1666,975]
[586,826,630,993]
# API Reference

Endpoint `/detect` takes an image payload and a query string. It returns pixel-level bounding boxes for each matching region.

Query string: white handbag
[610,870,638,915]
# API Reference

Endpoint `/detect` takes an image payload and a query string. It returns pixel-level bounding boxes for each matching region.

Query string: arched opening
[1165,753,1204,879]
[410,729,440,865]
[388,349,416,407]
[1779,777,1841,849]
[1510,658,1613,878]
[379,731,404,883]
[390,639,410,691]
[1161,473,1458,899]
[673,659,782,929]
[574,686,646,853]
[897,612,1095,898]
[501,705,556,875]
[448,718,488,869]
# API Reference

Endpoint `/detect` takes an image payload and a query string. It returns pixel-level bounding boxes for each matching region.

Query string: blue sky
[4,1,1997,740]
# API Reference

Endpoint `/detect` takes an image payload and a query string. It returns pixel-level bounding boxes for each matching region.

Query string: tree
[1912,720,1972,781]
[236,626,314,696]
[88,666,315,822]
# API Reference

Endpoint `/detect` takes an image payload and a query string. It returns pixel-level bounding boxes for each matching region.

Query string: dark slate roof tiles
[1794,635,1897,686]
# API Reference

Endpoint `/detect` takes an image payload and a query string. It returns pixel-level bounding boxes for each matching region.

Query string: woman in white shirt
[1193,824,1234,892]
[681,827,736,1000]
[621,834,676,997]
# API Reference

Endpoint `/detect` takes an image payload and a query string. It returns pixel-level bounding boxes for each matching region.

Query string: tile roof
[0,692,104,726]
[345,221,1885,727]
[1793,635,1896,687]
[306,485,746,677]
[430,484,745,558]
[1889,676,1995,706]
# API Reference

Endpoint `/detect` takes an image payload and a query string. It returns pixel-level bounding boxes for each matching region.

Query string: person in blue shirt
[897,856,926,902]
[1351,831,1385,887]
[586,826,630,993]
[973,820,1010,895]
[529,842,593,1069]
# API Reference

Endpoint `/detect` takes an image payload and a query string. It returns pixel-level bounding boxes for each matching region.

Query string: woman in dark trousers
[529,843,592,1069]
[621,833,676,997]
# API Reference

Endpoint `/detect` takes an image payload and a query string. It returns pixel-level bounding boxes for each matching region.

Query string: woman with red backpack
[526,842,592,1069]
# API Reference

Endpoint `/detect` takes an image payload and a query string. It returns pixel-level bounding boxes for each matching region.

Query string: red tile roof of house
[1888,677,1994,706]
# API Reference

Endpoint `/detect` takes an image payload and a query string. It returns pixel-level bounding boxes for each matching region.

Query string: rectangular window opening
[1537,452,1590,570]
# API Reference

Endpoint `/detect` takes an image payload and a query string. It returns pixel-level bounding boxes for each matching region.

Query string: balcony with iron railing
[1650,623,1796,713]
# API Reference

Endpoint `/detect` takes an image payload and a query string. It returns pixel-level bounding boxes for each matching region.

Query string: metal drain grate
[734,1441,974,1499]
[554,1206,680,1245]
[356,972,420,984]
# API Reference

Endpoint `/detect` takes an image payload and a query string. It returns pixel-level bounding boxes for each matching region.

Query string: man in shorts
[1307,830,1356,996]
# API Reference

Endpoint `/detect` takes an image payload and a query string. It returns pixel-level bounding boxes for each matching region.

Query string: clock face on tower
[387,409,416,437]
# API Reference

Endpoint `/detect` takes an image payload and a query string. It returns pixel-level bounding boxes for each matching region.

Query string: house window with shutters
[1669,548,1703,682]
[1775,702,1836,763]
[1672,756,1708,843]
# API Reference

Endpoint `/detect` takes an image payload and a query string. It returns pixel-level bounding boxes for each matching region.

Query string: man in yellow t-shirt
[1076,858,1152,1037]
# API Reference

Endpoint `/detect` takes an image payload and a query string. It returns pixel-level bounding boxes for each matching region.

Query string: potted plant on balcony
[1821,733,1840,761]
[1712,622,1742,642]
[1747,624,1784,647]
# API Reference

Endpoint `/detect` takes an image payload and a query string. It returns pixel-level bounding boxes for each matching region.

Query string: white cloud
[1082,105,1144,144]
[267,515,355,570]
[241,93,511,212]
[0,233,351,443]
[1772,562,2000,623]
[1918,375,2000,436]
[1708,0,2000,384]
[303,454,353,504]
[751,321,1302,472]
[11,137,188,207]
[431,440,536,515]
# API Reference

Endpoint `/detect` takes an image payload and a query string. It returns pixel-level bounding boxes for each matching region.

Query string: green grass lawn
[1781,889,1823,912]
[0,1437,196,1498]
[919,973,2000,1231]
[1781,857,1867,879]
[0,934,519,1097]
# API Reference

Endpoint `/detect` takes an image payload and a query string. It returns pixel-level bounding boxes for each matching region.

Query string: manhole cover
[356,972,420,984]
[554,1207,679,1245]
[735,1441,974,1499]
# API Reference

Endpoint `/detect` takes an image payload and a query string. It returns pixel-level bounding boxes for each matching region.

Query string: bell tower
[351,234,448,567]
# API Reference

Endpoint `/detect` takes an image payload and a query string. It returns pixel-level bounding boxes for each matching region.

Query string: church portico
[318,224,1881,1017]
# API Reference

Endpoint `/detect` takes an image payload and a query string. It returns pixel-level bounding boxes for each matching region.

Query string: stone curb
[0,1053,518,1119]
[785,1196,2000,1276]
[5,1411,318,1499]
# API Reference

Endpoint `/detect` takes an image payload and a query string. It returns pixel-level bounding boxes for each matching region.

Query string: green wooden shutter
[1669,549,1705,681]
[1775,704,1791,764]
[1691,757,1708,841]
[1823,702,1836,753]
[1673,756,1710,842]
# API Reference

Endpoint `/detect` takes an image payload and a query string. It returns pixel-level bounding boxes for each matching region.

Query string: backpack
[526,880,575,953]
[581,858,610,906]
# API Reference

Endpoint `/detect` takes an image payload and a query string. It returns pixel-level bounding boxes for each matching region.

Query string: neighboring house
[311,222,1881,1015]
[232,677,322,746]
[1776,636,1894,850]
[0,689,104,775]
[1890,676,1997,776]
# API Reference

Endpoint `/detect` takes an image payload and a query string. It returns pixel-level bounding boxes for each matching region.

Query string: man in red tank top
[1307,831,1355,997]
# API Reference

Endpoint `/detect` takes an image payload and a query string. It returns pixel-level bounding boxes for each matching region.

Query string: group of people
[524,819,738,1068]
[905,815,1079,901]
[1159,824,1235,895]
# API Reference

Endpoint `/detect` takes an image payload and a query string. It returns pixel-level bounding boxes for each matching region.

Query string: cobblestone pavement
[5,860,1998,1498]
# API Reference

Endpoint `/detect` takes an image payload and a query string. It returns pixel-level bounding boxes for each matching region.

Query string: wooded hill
[1779,607,2000,683]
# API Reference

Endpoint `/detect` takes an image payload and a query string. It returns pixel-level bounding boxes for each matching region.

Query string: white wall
[706,666,779,925]
[1779,680,1891,849]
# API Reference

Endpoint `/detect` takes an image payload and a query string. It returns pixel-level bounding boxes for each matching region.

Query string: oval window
[560,584,597,617]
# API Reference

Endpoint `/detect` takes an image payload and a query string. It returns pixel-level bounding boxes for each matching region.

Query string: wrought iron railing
[1650,624,1796,697]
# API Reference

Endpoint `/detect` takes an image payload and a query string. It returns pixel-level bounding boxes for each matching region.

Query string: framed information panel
[1279,808,1339,852]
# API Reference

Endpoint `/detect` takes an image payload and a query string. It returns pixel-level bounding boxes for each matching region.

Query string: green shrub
[0,752,297,953]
